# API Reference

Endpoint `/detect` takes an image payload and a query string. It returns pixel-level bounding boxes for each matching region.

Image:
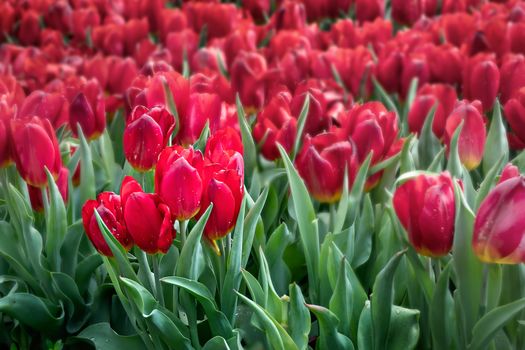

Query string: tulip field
[2,0,525,349]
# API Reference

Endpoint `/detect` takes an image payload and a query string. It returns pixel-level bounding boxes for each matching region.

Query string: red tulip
[401,54,430,99]
[28,167,69,212]
[123,105,175,171]
[0,2,14,42]
[196,150,244,253]
[499,54,525,104]
[69,80,106,140]
[253,92,297,160]
[463,54,500,111]
[504,87,525,149]
[498,163,520,185]
[18,91,69,129]
[355,0,384,23]
[0,111,11,168]
[166,29,199,72]
[444,100,486,171]
[205,127,243,162]
[290,82,331,136]
[18,10,41,46]
[82,192,133,257]
[270,1,307,30]
[296,132,358,203]
[176,92,222,146]
[155,146,204,221]
[392,0,437,26]
[393,172,456,257]
[184,2,240,39]
[408,84,458,138]
[230,51,268,112]
[376,51,404,94]
[121,176,176,254]
[473,176,525,264]
[71,7,100,43]
[10,117,62,188]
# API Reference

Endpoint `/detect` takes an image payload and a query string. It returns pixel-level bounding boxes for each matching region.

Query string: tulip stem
[432,258,441,283]
[136,248,156,295]
[180,220,187,247]
[479,264,490,317]
[329,204,336,233]
[152,254,165,306]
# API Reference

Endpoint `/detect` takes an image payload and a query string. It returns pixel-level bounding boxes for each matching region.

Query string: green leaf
[278,144,320,303]
[265,223,293,294]
[221,197,246,323]
[333,170,350,233]
[162,78,180,138]
[258,246,284,323]
[241,188,268,269]
[417,105,441,169]
[330,258,353,338]
[348,153,373,225]
[162,276,233,338]
[76,322,145,350]
[430,262,454,350]
[447,121,464,178]
[288,284,310,349]
[78,126,96,205]
[469,297,525,350]
[371,250,406,350]
[352,195,374,268]
[475,155,505,210]
[44,168,67,271]
[241,269,265,306]
[0,293,64,335]
[236,292,299,350]
[403,78,419,125]
[292,94,310,160]
[193,120,210,153]
[75,254,102,294]
[51,272,89,333]
[203,336,230,350]
[372,78,400,120]
[482,99,508,175]
[236,95,257,185]
[307,304,355,350]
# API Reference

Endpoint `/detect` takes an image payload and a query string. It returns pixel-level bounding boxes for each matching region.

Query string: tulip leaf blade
[371,249,406,350]
[288,283,310,349]
[468,297,525,350]
[329,258,353,338]
[403,77,419,125]
[475,154,505,210]
[483,99,508,175]
[292,93,310,160]
[417,104,441,169]
[372,77,400,122]
[44,168,67,271]
[278,144,320,304]
[348,153,373,226]
[193,120,210,153]
[75,322,145,350]
[430,262,454,350]
[78,126,96,205]
[447,120,464,178]
[236,94,257,186]
[307,304,355,350]
[162,78,180,138]
[202,336,230,350]
[241,188,268,268]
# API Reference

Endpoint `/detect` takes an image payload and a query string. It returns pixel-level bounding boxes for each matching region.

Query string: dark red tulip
[393,172,456,257]
[473,176,525,264]
[290,82,331,136]
[155,146,204,221]
[504,87,525,149]
[376,51,404,94]
[296,132,358,203]
[196,150,244,253]
[166,29,199,72]
[28,167,69,212]
[184,2,240,39]
[121,176,176,254]
[18,91,69,129]
[0,2,14,42]
[408,84,458,139]
[69,80,106,140]
[253,92,297,160]
[82,192,133,257]
[230,51,268,112]
[392,0,437,26]
[18,10,41,46]
[401,54,430,99]
[498,163,520,185]
[463,54,500,111]
[355,0,384,23]
[71,7,100,42]
[499,54,525,104]
[205,127,244,162]
[176,93,222,146]
[10,117,62,188]
[123,105,176,171]
[444,100,486,171]
[271,1,307,30]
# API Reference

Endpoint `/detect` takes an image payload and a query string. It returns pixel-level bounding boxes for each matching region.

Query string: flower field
[1,0,525,349]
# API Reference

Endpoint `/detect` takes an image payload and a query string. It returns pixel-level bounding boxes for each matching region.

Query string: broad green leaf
[76,322,145,350]
[469,297,525,350]
[475,155,505,210]
[75,254,102,294]
[203,336,230,350]
[258,246,284,323]
[265,223,293,295]
[44,168,67,271]
[78,126,96,205]
[333,170,350,234]
[241,269,265,306]
[292,94,310,159]
[371,250,406,350]
[289,284,310,350]
[483,100,508,175]
[307,304,355,350]
[447,121,464,178]
[330,258,353,338]
[348,154,373,225]
[417,105,441,169]
[430,262,454,350]
[352,194,374,268]
[236,95,257,186]
[278,145,320,303]
[241,188,268,268]
[52,272,89,333]
[372,78,400,120]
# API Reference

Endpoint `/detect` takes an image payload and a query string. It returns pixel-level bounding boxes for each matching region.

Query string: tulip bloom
[121,176,176,254]
[205,127,244,162]
[10,117,62,188]
[498,163,520,185]
[82,192,133,257]
[504,87,525,149]
[393,172,456,257]
[28,167,69,212]
[230,51,268,112]
[18,91,69,129]
[444,100,486,171]
[196,149,244,253]
[155,146,204,221]
[69,80,106,140]
[463,55,500,112]
[253,92,297,160]
[473,176,525,264]
[123,105,176,171]
[175,92,222,146]
[296,132,358,203]
[0,113,10,167]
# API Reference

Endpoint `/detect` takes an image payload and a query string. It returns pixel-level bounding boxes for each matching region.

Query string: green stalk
[135,247,156,295]
[179,220,187,247]
[152,254,165,306]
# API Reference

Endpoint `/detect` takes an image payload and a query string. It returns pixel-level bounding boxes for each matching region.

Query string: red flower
[155,146,204,221]
[69,79,106,140]
[392,0,437,26]
[498,163,520,185]
[18,10,41,46]
[82,192,133,257]
[18,91,69,129]
[504,87,525,149]
[231,51,268,112]
[290,81,331,136]
[28,167,69,212]
[10,117,62,188]
[0,109,11,168]
[473,176,525,264]
[444,100,486,171]
[121,176,176,254]
[393,172,456,257]
[184,2,240,39]
[123,105,176,171]
[176,92,222,146]
[296,132,358,203]
[499,54,525,104]
[462,54,500,111]
[205,127,244,162]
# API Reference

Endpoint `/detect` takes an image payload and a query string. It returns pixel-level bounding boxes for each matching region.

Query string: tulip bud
[290,82,331,136]
[69,80,106,140]
[121,176,176,254]
[205,127,243,163]
[155,146,204,221]
[463,55,500,112]
[19,10,41,46]
[296,132,358,203]
[473,176,525,264]
[504,87,525,149]
[196,150,244,253]
[10,117,62,188]
[123,105,176,171]
[393,172,456,257]
[500,54,525,104]
[176,92,222,146]
[28,167,69,212]
[82,192,133,256]
[444,100,487,171]
[230,51,268,112]
[18,91,69,129]
[498,163,520,185]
